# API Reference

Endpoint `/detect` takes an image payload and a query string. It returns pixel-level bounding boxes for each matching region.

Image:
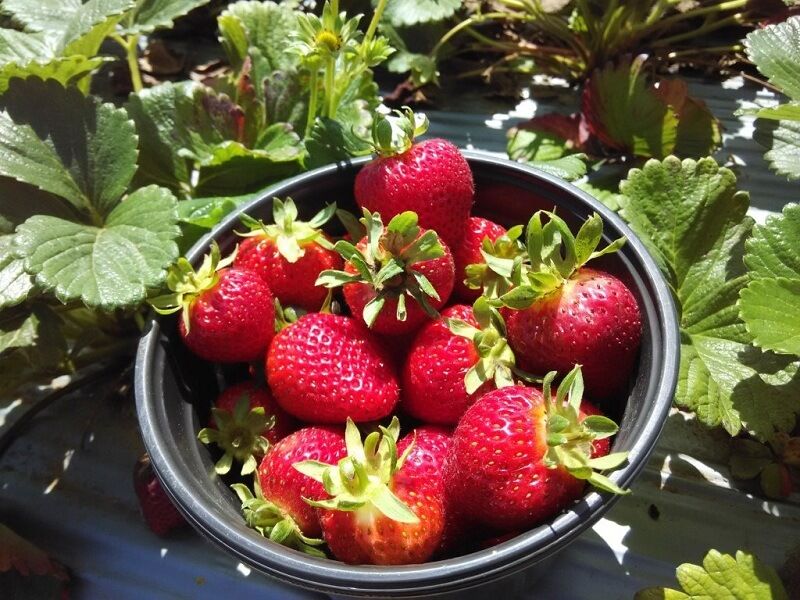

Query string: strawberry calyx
[231,482,326,558]
[316,209,445,328]
[238,197,336,263]
[148,241,236,333]
[369,107,429,157]
[498,211,626,310]
[446,297,519,394]
[541,365,629,495]
[293,417,419,524]
[197,391,274,476]
[463,224,527,300]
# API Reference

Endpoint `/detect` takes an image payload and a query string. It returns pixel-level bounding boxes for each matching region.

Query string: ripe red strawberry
[197,381,295,475]
[453,217,508,301]
[354,109,474,250]
[500,211,641,398]
[403,300,517,424]
[266,312,400,422]
[150,242,275,363]
[231,426,347,556]
[444,367,627,533]
[234,198,342,311]
[317,210,454,336]
[294,419,446,565]
[133,454,186,537]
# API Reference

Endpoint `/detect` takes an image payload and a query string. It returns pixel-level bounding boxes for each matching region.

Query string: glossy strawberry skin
[505,267,641,399]
[444,385,610,533]
[133,454,186,537]
[354,138,474,250]
[318,426,449,565]
[213,381,296,444]
[403,305,493,424]
[342,234,455,336]
[179,268,275,363]
[258,426,346,537]
[266,313,400,423]
[453,217,507,301]
[235,236,341,312]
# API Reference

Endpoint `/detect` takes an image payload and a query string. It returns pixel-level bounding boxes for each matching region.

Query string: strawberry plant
[507,55,721,180]
[386,0,764,94]
[0,0,398,402]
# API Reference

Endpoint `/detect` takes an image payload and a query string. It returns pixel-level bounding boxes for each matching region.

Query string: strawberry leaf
[583,56,678,158]
[739,204,800,356]
[0,235,34,309]
[745,17,800,180]
[745,16,800,100]
[754,118,800,181]
[382,0,461,28]
[0,55,106,95]
[635,550,788,600]
[0,78,137,222]
[218,0,300,73]
[15,186,180,310]
[619,157,800,440]
[119,0,212,35]
[506,122,588,182]
[176,192,256,229]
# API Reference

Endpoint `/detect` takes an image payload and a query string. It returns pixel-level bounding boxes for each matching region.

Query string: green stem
[325,55,336,119]
[641,0,748,37]
[305,67,319,137]
[111,33,143,93]
[432,12,533,57]
[650,13,745,47]
[664,44,744,58]
[364,0,389,46]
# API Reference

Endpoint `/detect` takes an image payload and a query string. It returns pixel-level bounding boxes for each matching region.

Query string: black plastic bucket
[135,153,679,598]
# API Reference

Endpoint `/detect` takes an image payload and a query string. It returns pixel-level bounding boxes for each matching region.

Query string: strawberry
[197,381,295,475]
[316,210,455,335]
[133,453,186,537]
[231,426,346,556]
[294,418,446,565]
[266,312,400,423]
[444,367,628,533]
[235,198,342,311]
[500,211,641,398]
[150,242,275,363]
[453,216,508,301]
[354,108,474,250]
[403,299,518,424]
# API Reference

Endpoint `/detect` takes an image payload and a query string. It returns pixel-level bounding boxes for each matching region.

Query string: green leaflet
[739,204,800,356]
[618,157,800,440]
[745,17,800,180]
[119,0,212,35]
[381,0,461,28]
[635,549,788,600]
[218,1,300,73]
[0,235,34,309]
[15,186,180,310]
[582,56,678,159]
[0,78,138,221]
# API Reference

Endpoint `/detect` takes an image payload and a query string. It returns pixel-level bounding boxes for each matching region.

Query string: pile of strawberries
[149,109,642,564]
